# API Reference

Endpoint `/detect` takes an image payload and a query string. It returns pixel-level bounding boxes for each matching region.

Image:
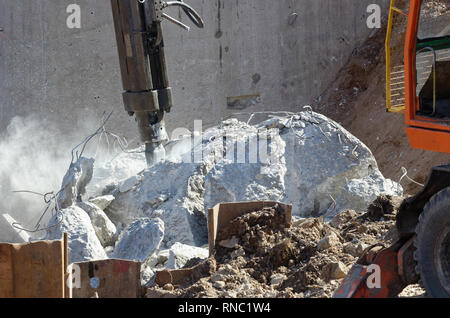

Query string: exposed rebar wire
[9,111,133,234]
[303,105,314,115]
[71,111,114,163]
[12,190,46,197]
[398,167,425,192]
[321,195,337,223]
[164,1,204,28]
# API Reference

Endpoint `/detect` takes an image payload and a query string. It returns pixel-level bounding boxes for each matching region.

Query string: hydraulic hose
[164,1,204,28]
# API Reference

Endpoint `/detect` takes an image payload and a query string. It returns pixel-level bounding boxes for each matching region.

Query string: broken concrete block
[166,242,209,270]
[114,218,164,262]
[57,157,95,209]
[204,127,286,213]
[77,202,117,247]
[46,206,107,263]
[202,112,402,218]
[103,160,208,248]
[0,214,30,243]
[317,232,341,251]
[141,265,156,287]
[344,240,369,257]
[282,113,402,217]
[329,210,358,229]
[343,242,358,257]
[328,261,348,280]
[156,250,170,267]
[100,112,403,252]
[334,172,403,215]
[89,195,115,210]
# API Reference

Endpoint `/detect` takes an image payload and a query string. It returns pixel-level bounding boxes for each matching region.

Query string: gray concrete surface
[0,0,388,145]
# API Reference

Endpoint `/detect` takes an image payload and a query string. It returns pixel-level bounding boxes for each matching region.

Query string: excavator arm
[110,0,203,165]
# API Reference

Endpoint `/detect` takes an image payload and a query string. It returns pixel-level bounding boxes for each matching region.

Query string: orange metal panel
[404,0,421,124]
[403,0,450,151]
[406,126,450,154]
[334,241,408,298]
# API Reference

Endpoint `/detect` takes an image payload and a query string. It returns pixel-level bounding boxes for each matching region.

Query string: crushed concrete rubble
[57,157,95,209]
[46,205,107,263]
[77,201,117,247]
[95,112,402,250]
[166,243,209,270]
[25,111,408,296]
[145,198,420,298]
[113,218,164,262]
[89,195,115,211]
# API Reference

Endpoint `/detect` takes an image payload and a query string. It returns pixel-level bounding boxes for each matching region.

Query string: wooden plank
[71,259,141,298]
[0,238,66,298]
[154,258,215,288]
[208,201,292,256]
[0,245,14,298]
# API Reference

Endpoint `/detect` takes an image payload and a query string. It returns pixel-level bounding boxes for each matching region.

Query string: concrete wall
[0,0,388,145]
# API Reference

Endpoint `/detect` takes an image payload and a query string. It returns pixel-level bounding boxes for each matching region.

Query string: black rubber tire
[414,187,450,298]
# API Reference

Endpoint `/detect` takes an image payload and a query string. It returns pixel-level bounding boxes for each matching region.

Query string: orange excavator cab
[404,0,450,153]
[335,0,450,298]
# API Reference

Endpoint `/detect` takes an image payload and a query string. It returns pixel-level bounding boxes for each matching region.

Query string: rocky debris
[343,241,369,258]
[270,273,287,286]
[113,218,164,262]
[95,112,402,249]
[77,202,117,247]
[276,112,402,217]
[366,194,403,221]
[0,213,30,243]
[146,197,403,298]
[141,265,156,287]
[140,243,209,286]
[149,249,171,269]
[57,157,95,209]
[203,122,286,211]
[33,112,409,296]
[399,284,426,298]
[317,232,342,251]
[46,206,107,263]
[329,210,359,229]
[88,195,115,210]
[104,161,207,248]
[167,243,209,269]
[334,173,401,215]
[146,258,217,298]
[86,150,147,198]
[325,261,348,280]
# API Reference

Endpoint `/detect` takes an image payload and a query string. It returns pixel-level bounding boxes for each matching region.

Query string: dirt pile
[147,196,421,298]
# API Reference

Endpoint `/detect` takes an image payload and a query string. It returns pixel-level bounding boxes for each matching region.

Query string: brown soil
[314,28,450,195]
[146,200,425,298]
